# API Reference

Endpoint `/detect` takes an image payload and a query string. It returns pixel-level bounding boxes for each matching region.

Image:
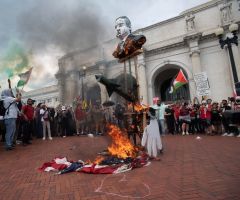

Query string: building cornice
[145,30,222,57]
[137,0,223,32]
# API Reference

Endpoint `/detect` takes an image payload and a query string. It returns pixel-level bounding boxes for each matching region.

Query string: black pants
[0,120,5,142]
[22,120,34,144]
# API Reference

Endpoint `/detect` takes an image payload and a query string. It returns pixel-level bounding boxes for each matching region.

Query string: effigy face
[115,18,131,40]
[113,16,146,61]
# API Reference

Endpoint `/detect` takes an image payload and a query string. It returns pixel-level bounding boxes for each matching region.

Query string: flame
[94,155,104,164]
[107,124,137,159]
[127,103,149,113]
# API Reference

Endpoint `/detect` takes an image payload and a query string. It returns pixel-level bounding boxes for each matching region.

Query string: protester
[92,104,105,135]
[1,89,21,150]
[211,102,222,135]
[179,102,191,135]
[156,100,168,135]
[35,103,43,138]
[165,104,175,134]
[74,102,86,135]
[66,106,76,136]
[220,99,232,136]
[21,98,35,146]
[0,113,5,142]
[40,104,52,140]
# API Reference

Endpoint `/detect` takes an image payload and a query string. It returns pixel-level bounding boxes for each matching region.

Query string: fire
[107,124,137,159]
[94,155,104,164]
[127,103,149,113]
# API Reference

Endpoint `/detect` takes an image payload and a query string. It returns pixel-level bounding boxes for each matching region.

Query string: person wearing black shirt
[221,99,232,136]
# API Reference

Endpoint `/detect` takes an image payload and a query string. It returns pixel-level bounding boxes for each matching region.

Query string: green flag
[17,67,33,87]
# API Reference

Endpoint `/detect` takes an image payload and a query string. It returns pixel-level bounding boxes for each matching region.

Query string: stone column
[64,71,78,105]
[188,38,202,100]
[55,72,65,104]
[137,54,148,104]
[147,83,153,105]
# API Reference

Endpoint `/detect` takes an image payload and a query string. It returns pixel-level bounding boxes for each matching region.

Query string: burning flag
[169,69,188,93]
[38,124,151,175]
[107,125,137,159]
[17,67,33,88]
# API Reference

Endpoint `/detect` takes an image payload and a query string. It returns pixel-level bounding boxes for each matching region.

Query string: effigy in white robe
[141,118,162,157]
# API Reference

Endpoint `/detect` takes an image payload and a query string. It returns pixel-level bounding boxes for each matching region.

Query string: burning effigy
[38,124,150,175]
[38,16,153,175]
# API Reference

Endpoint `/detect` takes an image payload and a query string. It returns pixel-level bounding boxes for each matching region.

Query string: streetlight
[79,66,86,100]
[215,23,239,95]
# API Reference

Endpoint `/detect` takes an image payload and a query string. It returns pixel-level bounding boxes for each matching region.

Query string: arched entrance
[86,84,101,104]
[154,65,190,102]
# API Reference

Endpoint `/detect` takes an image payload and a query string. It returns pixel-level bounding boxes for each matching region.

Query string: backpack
[0,100,14,117]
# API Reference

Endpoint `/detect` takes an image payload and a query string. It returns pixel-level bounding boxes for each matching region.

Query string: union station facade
[55,0,240,106]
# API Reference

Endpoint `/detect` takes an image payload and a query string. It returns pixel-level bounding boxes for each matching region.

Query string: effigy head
[115,16,132,40]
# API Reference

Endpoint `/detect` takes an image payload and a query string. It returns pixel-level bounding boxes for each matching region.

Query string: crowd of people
[0,89,116,151]
[153,98,240,137]
[1,87,240,152]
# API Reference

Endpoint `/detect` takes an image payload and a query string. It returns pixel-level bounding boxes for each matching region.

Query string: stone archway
[153,65,190,102]
[86,84,101,104]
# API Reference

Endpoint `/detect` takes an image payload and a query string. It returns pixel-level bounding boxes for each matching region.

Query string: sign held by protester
[194,72,211,96]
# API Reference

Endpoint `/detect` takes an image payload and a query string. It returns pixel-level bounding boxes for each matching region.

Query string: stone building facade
[56,0,240,105]
[22,85,60,107]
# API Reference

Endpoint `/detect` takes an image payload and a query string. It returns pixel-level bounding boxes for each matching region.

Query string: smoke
[0,0,112,91]
[0,40,30,78]
[17,0,111,53]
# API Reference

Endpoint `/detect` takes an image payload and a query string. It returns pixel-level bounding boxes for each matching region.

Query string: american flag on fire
[38,125,151,174]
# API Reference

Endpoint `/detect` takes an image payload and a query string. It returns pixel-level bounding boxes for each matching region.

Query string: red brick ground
[0,135,240,200]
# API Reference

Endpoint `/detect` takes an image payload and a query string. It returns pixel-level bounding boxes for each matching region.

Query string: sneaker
[16,140,22,144]
[222,133,228,136]
[182,132,185,136]
[5,147,13,151]
[49,137,53,140]
[236,134,240,138]
[186,132,189,135]
[227,133,234,136]
[63,136,66,138]
[42,137,46,140]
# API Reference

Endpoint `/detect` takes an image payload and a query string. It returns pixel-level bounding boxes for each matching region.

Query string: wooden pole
[124,61,127,93]
[124,61,128,108]
[133,56,140,103]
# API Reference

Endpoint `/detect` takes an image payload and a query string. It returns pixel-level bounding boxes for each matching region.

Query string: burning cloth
[38,125,151,175]
[38,154,150,175]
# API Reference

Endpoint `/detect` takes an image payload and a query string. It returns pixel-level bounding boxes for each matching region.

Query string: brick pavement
[0,135,240,200]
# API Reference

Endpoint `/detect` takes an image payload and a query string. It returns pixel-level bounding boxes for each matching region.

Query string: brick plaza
[0,135,239,200]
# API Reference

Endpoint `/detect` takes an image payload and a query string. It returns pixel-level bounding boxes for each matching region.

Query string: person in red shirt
[173,103,181,133]
[179,102,191,135]
[74,103,86,135]
[21,98,35,146]
[199,100,212,134]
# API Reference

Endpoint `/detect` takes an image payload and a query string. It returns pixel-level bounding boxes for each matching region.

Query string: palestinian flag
[17,67,33,87]
[169,69,188,93]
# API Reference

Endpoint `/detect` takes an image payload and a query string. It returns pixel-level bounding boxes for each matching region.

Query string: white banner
[194,72,211,97]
